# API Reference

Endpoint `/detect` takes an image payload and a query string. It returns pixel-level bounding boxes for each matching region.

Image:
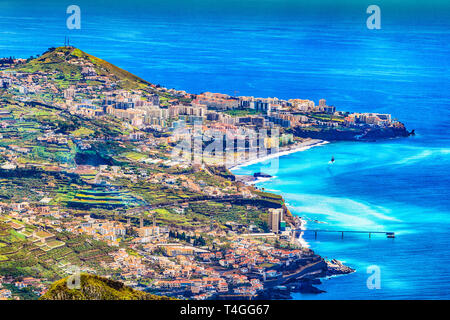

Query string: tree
[194,235,206,246]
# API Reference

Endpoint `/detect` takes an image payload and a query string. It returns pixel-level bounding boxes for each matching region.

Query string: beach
[229,138,329,172]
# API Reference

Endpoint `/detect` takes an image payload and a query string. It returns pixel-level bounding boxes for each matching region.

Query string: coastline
[229,138,330,253]
[229,138,329,171]
[296,219,310,249]
[230,137,356,296]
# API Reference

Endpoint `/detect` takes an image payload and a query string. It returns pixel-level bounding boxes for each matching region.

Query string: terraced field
[0,221,116,280]
[66,188,144,209]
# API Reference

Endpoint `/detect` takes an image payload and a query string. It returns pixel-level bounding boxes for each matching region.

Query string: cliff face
[294,124,411,141]
[40,274,172,300]
[360,125,411,140]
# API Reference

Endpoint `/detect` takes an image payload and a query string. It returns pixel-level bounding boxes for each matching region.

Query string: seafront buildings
[0,57,399,139]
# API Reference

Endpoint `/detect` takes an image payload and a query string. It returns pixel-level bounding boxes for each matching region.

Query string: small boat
[329,156,335,164]
[386,232,396,239]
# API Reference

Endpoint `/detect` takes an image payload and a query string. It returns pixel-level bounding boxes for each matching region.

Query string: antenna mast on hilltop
[64,36,71,48]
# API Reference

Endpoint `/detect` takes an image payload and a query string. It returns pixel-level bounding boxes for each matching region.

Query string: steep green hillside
[15,46,151,90]
[40,274,173,300]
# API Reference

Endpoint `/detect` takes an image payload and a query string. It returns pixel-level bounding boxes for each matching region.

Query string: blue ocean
[1,0,449,299]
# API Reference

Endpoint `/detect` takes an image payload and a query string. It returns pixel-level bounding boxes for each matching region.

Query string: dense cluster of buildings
[0,275,47,300]
[1,46,400,145]
[1,55,399,164]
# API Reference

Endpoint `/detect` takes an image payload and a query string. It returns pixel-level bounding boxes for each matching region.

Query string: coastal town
[0,46,407,300]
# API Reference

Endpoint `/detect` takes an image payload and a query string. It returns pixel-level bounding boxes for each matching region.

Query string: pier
[293,229,395,239]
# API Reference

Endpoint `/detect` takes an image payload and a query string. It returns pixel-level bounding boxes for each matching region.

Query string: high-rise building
[324,105,336,114]
[268,208,284,233]
[255,100,271,114]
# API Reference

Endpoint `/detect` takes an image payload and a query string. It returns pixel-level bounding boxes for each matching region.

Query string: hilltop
[15,46,151,91]
[40,274,173,300]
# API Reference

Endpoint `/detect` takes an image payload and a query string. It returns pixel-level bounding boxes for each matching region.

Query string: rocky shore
[294,123,413,141]
[255,258,355,299]
[326,259,355,276]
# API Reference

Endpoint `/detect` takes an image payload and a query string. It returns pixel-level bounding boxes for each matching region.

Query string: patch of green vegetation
[122,151,146,161]
[223,109,261,117]
[186,202,268,231]
[66,188,144,210]
[254,190,283,200]
[71,127,94,137]
[40,274,174,300]
[129,182,201,205]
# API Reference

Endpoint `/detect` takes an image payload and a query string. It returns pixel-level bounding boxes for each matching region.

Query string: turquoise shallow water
[1,0,450,299]
[232,139,450,299]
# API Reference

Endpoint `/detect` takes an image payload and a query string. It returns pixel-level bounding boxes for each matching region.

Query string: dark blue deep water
[1,1,449,299]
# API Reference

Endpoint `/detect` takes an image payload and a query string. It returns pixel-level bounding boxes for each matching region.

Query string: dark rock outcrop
[297,280,326,294]
[294,124,412,141]
[326,259,355,276]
